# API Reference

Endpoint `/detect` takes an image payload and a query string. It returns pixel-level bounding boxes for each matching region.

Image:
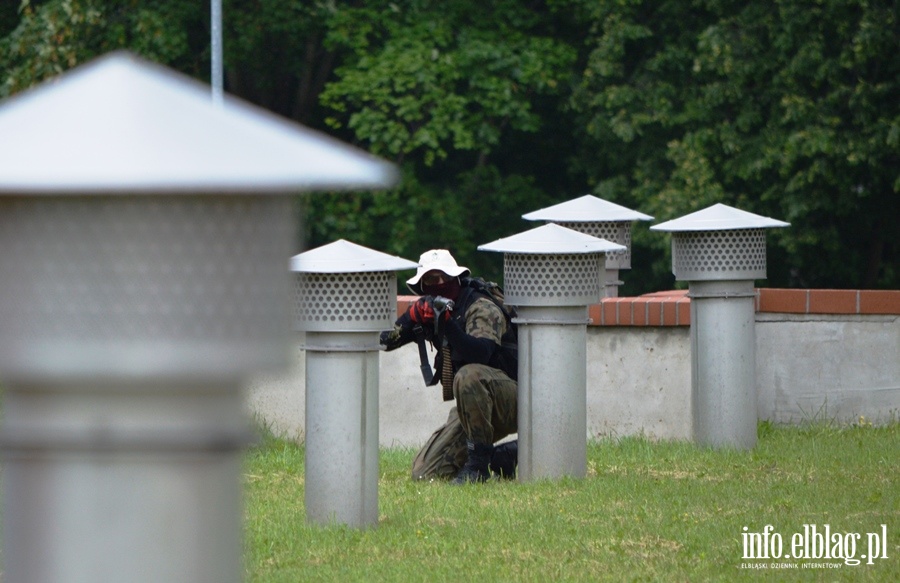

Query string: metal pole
[651,205,789,450]
[291,242,414,529]
[689,280,757,449]
[0,55,399,582]
[304,332,380,527]
[516,305,589,480]
[478,224,621,482]
[1,384,246,583]
[604,267,622,298]
[211,0,223,106]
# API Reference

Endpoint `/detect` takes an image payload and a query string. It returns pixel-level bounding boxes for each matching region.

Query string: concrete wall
[246,310,899,447]
[756,314,900,424]
[586,326,691,440]
[246,342,460,448]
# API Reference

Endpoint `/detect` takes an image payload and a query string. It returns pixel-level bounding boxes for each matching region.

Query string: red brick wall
[397,289,900,326]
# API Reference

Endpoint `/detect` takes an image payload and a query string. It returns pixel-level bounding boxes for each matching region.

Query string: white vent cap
[651,203,789,232]
[0,52,397,193]
[522,194,653,222]
[478,223,626,255]
[291,239,418,273]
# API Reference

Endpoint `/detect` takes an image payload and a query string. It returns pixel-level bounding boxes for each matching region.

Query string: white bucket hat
[406,249,470,295]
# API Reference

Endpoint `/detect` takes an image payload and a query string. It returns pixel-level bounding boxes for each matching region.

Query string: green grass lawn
[244,421,898,582]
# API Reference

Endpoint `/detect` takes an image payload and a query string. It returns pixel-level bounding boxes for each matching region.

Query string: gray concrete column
[689,280,758,448]
[0,53,397,582]
[292,240,416,528]
[651,204,789,450]
[516,305,589,478]
[1,384,247,583]
[479,224,624,480]
[304,332,381,527]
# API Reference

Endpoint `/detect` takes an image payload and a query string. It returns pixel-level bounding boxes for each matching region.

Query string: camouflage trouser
[411,364,517,480]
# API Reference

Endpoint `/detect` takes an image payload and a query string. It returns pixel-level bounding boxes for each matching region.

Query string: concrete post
[523,195,653,297]
[651,204,789,449]
[479,224,624,479]
[0,53,396,582]
[689,280,757,446]
[292,240,416,528]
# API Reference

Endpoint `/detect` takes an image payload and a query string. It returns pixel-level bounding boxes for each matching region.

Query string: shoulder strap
[458,279,518,356]
[460,277,514,323]
[412,325,437,385]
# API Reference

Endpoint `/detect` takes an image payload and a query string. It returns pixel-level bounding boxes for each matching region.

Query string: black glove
[380,311,416,351]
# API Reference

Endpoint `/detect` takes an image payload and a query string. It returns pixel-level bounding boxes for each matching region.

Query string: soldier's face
[421,271,450,286]
[422,271,461,300]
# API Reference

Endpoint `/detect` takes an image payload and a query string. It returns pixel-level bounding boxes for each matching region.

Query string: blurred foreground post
[0,53,396,583]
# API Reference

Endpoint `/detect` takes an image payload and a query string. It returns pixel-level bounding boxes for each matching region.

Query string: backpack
[457,277,518,380]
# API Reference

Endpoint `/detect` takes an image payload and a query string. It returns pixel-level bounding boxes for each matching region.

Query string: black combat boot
[451,441,493,485]
[489,439,517,480]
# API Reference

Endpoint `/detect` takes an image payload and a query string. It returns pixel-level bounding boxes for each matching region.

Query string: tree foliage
[310,0,580,280]
[570,0,899,289]
[2,0,897,290]
[0,0,206,98]
[320,1,576,165]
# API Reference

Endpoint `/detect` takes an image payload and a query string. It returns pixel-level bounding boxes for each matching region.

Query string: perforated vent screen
[554,221,630,269]
[503,253,603,306]
[671,229,767,281]
[0,195,294,378]
[0,197,292,343]
[295,271,396,331]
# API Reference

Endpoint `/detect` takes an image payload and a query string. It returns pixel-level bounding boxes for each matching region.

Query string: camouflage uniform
[411,297,517,480]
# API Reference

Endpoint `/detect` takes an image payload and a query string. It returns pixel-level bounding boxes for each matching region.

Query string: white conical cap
[523,194,653,222]
[0,51,397,193]
[291,240,418,273]
[651,203,789,231]
[478,223,626,254]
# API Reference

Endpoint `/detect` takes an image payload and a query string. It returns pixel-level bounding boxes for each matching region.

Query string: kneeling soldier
[380,249,518,484]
